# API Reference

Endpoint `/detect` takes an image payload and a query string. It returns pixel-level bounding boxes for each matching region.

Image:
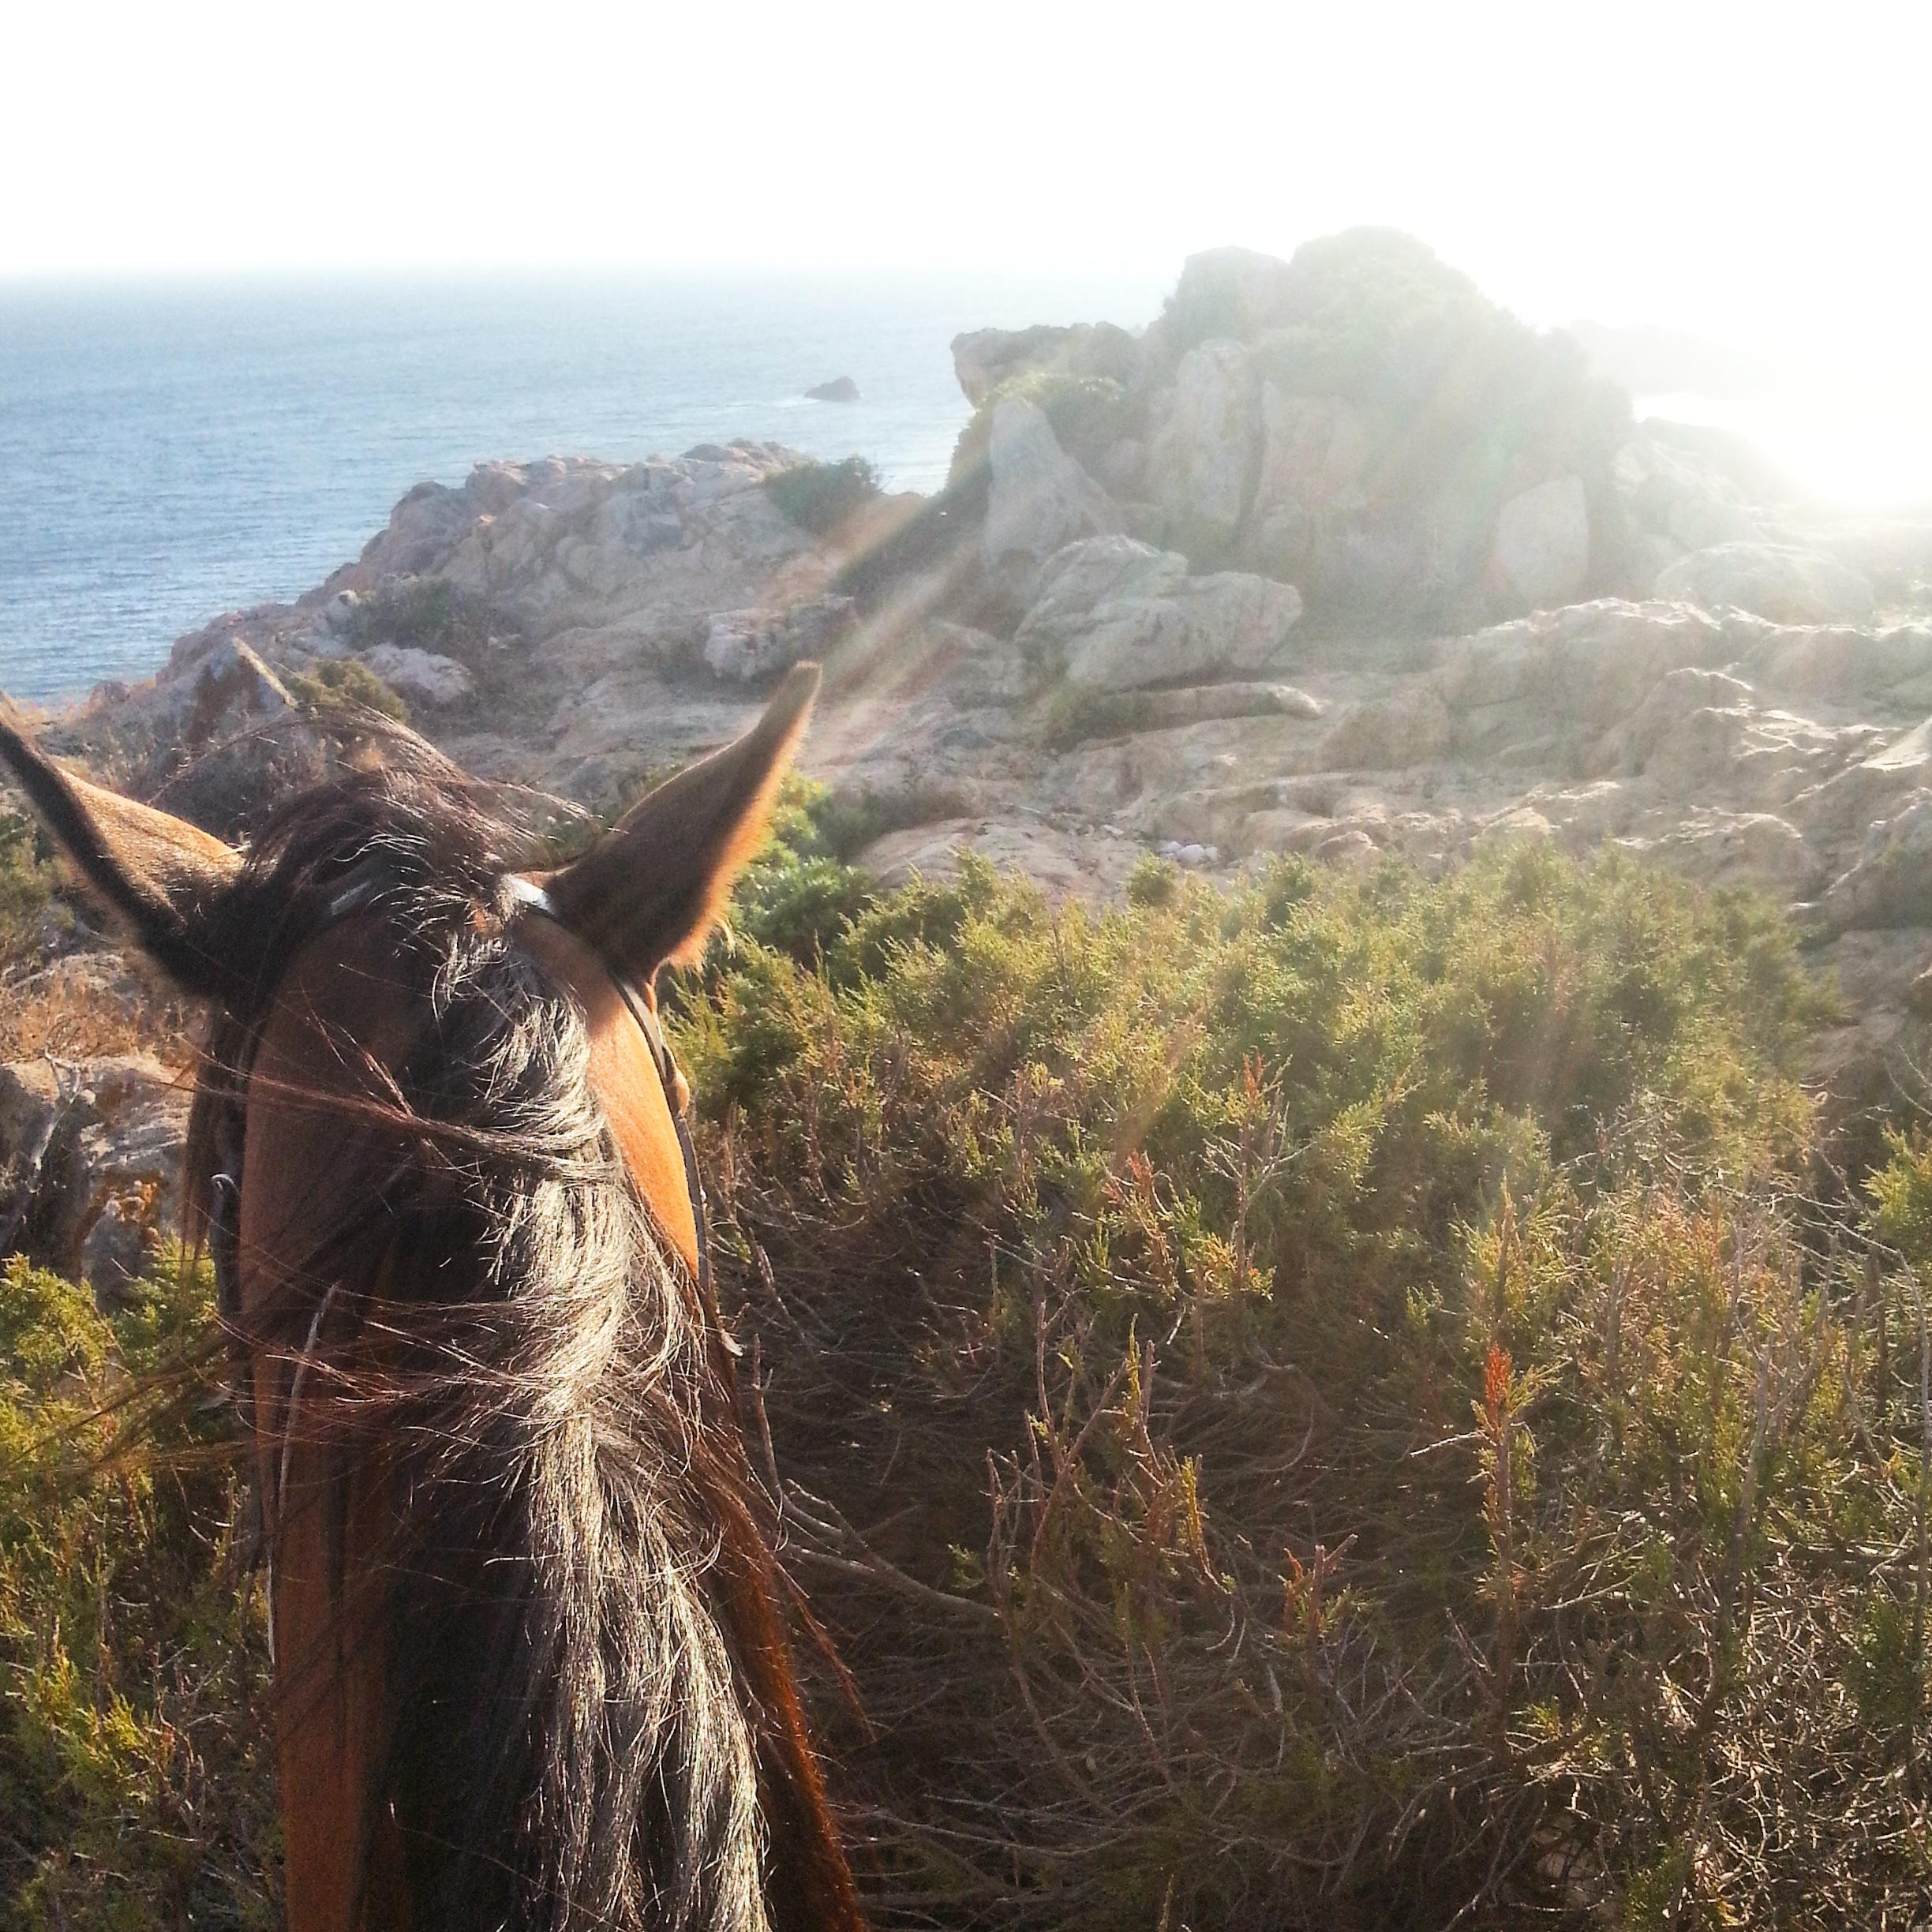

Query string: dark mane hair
[182,739,858,1932]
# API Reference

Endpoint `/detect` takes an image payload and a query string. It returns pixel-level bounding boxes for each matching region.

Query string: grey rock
[1318,688,1454,770]
[1824,789,1932,928]
[1492,474,1590,609]
[982,399,1121,580]
[704,594,856,683]
[1017,537,1301,691]
[0,1056,190,1306]
[356,644,475,707]
[1656,541,1876,625]
[1148,339,1259,556]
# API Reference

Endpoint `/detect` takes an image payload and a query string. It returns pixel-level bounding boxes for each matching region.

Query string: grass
[12,827,1932,1926]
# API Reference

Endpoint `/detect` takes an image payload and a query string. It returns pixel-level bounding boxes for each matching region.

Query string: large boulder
[1614,432,1763,552]
[1650,810,1819,899]
[1823,790,1932,929]
[355,643,474,707]
[1746,620,1932,708]
[1436,599,1731,741]
[703,594,855,683]
[1316,688,1454,770]
[1655,541,1876,624]
[981,399,1122,581]
[1017,537,1302,691]
[1239,389,1372,576]
[1148,340,1260,558]
[1492,475,1590,610]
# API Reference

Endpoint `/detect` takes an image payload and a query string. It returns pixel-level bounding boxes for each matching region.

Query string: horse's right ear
[546,663,820,981]
[0,711,242,994]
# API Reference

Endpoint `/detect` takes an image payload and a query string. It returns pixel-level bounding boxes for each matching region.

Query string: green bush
[1125,850,1180,908]
[0,1252,276,1924]
[664,846,1932,1926]
[948,370,1129,489]
[764,457,882,536]
[21,836,1932,1926]
[286,655,410,724]
[339,578,498,657]
[0,811,58,969]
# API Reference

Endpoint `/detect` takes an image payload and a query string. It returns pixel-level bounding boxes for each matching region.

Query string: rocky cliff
[17,231,1932,1205]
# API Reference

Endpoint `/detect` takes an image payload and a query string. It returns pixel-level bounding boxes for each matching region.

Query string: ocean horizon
[5,267,1927,708]
[0,268,1167,703]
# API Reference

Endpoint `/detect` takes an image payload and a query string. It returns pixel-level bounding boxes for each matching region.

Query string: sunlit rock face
[1014,536,1301,691]
[1654,541,1877,625]
[980,399,1123,583]
[1492,476,1591,609]
[33,230,1932,1116]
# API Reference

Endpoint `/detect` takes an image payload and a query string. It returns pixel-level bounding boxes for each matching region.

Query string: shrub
[339,578,500,658]
[18,838,1932,1926]
[948,369,1130,489]
[765,456,883,536]
[0,809,58,968]
[1125,849,1180,908]
[0,1251,276,1923]
[286,655,410,724]
[665,846,1932,1926]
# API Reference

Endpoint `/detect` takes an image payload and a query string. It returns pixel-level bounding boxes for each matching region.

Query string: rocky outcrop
[704,595,855,683]
[1655,541,1877,625]
[980,401,1122,582]
[950,322,1138,407]
[1015,537,1301,690]
[1492,476,1590,609]
[0,1056,191,1305]
[359,447,827,645]
[806,377,861,402]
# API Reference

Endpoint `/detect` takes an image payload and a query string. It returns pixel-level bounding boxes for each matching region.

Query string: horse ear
[0,711,242,992]
[547,662,820,977]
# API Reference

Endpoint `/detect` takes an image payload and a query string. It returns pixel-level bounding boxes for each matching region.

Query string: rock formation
[15,230,1932,1170]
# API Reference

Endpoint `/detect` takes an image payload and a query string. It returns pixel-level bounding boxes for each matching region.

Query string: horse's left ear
[547,662,819,978]
[0,710,242,994]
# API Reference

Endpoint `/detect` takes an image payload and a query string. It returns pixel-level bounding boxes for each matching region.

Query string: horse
[0,666,863,1932]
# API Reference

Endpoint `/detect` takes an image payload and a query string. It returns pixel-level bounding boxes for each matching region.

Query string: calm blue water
[0,270,1163,702]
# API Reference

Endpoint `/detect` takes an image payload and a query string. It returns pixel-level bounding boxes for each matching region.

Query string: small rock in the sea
[806,376,861,402]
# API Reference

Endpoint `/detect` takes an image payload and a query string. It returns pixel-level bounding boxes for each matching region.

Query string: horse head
[0,668,863,1932]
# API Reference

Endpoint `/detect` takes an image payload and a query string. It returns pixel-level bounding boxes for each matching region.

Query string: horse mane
[180,735,858,1932]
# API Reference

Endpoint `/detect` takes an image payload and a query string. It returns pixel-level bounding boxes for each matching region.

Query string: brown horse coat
[0,668,863,1932]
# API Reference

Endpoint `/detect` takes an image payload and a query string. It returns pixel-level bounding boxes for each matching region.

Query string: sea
[0,270,1166,703]
[3,271,1926,706]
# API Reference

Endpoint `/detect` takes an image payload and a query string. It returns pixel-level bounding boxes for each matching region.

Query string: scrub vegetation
[11,817,1932,1926]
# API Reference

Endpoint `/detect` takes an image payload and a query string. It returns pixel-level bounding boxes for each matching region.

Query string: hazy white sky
[5,1,1927,365]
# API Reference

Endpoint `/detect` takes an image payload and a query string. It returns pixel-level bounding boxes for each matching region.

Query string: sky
[4,1,1929,371]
